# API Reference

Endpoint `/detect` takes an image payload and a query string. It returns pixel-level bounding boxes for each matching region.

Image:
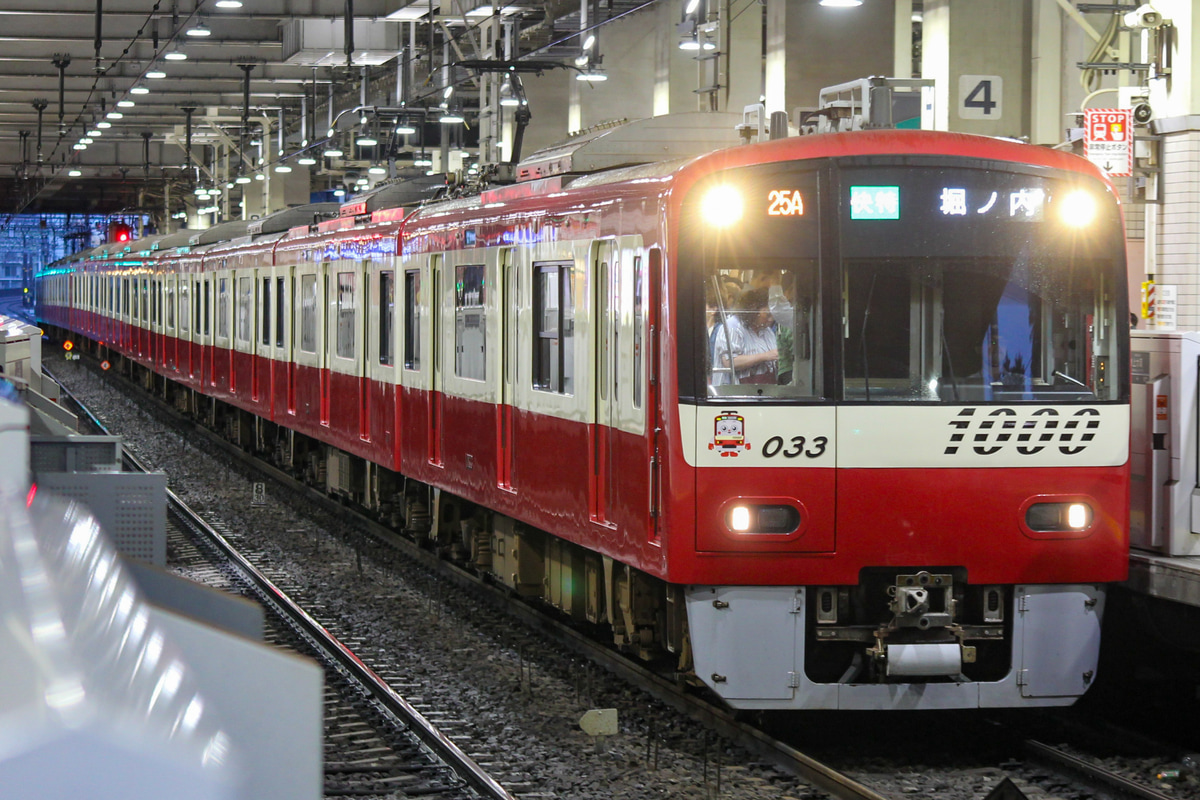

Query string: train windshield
[680,157,1126,404]
[840,163,1125,402]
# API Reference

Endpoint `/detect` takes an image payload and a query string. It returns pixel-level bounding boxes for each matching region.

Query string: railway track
[62,373,514,800]
[44,355,1200,800]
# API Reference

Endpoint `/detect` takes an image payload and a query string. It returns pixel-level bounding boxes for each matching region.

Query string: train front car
[672,131,1129,710]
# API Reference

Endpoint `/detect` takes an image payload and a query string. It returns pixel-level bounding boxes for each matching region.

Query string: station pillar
[1141,1,1200,329]
[921,0,1031,136]
[764,0,897,120]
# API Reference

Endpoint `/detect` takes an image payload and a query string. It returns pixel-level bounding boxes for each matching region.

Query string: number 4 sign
[958,75,1003,120]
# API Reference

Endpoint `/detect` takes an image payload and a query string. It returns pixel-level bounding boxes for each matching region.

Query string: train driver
[713,287,779,385]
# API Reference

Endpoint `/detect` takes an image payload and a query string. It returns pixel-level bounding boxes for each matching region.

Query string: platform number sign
[958,75,1003,121]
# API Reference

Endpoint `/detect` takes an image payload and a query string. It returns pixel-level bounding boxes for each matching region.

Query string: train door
[320,261,331,425]
[590,240,618,526]
[255,267,271,403]
[428,254,444,467]
[498,248,517,490]
[358,260,370,441]
[274,269,290,419]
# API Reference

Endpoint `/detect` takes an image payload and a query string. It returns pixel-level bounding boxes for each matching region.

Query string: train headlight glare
[729,505,751,532]
[701,185,743,227]
[1058,190,1097,227]
[1066,502,1089,530]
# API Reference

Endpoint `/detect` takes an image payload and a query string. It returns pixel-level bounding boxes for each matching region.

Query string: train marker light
[1058,190,1097,228]
[1066,503,1090,530]
[701,185,743,227]
[729,505,752,532]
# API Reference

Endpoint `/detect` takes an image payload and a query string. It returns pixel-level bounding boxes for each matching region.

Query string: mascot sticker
[709,411,751,457]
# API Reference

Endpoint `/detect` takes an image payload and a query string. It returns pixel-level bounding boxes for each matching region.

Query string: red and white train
[37,118,1131,710]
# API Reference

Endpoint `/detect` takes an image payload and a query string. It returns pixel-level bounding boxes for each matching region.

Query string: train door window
[454,264,486,380]
[275,277,286,348]
[180,280,190,333]
[130,278,138,320]
[217,277,229,339]
[204,279,211,337]
[300,273,318,353]
[261,277,271,346]
[380,270,395,366]
[109,278,114,314]
[403,269,421,370]
[142,279,149,324]
[533,261,575,394]
[122,279,129,317]
[237,276,252,344]
[336,271,356,359]
[166,281,175,330]
[151,280,159,326]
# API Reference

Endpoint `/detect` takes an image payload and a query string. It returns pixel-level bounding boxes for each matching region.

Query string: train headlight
[725,504,801,534]
[1057,190,1097,228]
[701,185,743,227]
[1026,501,1093,532]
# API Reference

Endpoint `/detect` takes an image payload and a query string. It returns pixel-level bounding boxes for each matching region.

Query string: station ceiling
[0,0,654,217]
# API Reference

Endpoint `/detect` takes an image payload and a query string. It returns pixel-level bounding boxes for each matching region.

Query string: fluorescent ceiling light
[356,136,378,146]
[186,22,211,36]
[274,165,292,173]
[576,72,608,82]
[323,147,344,157]
[439,113,465,123]
[117,99,135,108]
[131,85,150,94]
[235,175,251,184]
[368,166,387,175]
[106,111,123,119]
[73,143,87,150]
[97,121,112,128]
[68,169,82,177]
[819,0,863,5]
[386,1,432,20]
[216,0,243,7]
[395,124,417,135]
[297,156,317,165]
[146,70,167,78]
[164,49,187,60]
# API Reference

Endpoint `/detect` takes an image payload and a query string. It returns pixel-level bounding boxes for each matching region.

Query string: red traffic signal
[109,222,132,243]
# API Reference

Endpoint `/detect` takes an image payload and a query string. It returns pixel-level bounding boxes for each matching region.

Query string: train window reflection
[842,258,1117,402]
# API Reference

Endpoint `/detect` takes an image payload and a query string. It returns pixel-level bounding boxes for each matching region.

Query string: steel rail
[49,368,515,800]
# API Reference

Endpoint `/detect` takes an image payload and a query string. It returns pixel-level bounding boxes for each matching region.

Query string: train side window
[180,281,190,333]
[237,277,253,344]
[261,277,271,346]
[166,281,175,330]
[380,270,395,366]
[142,279,149,324]
[454,264,486,381]
[217,278,230,340]
[403,269,421,370]
[533,261,575,394]
[336,271,356,359]
[131,278,139,320]
[300,273,318,353]
[275,277,285,348]
[204,279,211,336]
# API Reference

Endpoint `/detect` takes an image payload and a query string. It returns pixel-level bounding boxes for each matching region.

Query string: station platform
[1127,551,1200,609]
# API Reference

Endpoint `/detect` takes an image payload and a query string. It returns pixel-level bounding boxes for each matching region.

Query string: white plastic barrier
[0,488,239,800]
